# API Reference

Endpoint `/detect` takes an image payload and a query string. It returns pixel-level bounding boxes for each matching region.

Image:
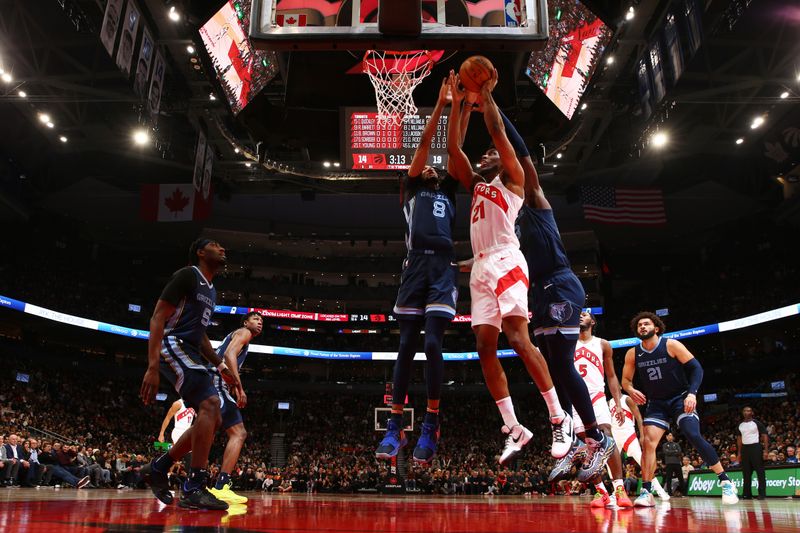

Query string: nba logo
[504,0,521,27]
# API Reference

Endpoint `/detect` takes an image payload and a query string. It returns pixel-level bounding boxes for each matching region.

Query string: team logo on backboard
[548,302,572,324]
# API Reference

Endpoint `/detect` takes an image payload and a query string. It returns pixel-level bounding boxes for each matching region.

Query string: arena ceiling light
[606,56,615,65]
[780,91,789,99]
[46,121,54,128]
[209,93,216,101]
[18,90,26,98]
[168,6,180,22]
[38,112,50,124]
[132,129,149,145]
[59,135,67,143]
[333,162,340,167]
[736,138,744,145]
[186,45,195,54]
[651,132,668,148]
[234,147,240,154]
[323,161,331,168]
[626,7,635,21]
[750,116,765,129]
[556,153,563,159]
[1,72,12,83]
[581,102,588,110]
[245,162,252,168]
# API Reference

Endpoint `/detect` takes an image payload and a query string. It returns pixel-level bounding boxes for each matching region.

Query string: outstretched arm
[409,78,449,178]
[480,70,525,198]
[159,400,182,442]
[447,72,478,191]
[497,110,550,209]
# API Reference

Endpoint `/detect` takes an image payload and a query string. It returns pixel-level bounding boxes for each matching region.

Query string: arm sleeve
[499,109,530,158]
[683,357,703,395]
[159,267,196,306]
[755,420,767,435]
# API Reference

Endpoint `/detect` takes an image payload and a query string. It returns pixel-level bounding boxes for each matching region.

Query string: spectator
[680,457,694,488]
[661,433,684,496]
[785,446,798,464]
[38,442,90,489]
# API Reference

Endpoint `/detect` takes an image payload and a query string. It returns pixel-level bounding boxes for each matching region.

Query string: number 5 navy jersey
[634,337,689,400]
[160,265,217,352]
[402,174,457,253]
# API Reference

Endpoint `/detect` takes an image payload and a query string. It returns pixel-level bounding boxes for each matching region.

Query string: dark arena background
[1,0,799,531]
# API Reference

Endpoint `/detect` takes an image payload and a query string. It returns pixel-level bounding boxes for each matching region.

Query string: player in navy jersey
[493,107,615,483]
[376,79,458,464]
[140,238,244,511]
[621,312,738,506]
[208,311,262,504]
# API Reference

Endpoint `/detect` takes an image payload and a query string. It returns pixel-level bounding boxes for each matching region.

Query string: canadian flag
[276,14,307,27]
[140,183,212,222]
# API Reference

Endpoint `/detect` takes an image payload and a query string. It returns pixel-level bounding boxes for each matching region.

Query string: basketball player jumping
[376,79,458,464]
[447,70,573,463]
[607,393,670,500]
[208,311,263,504]
[140,238,244,511]
[621,312,738,506]
[477,93,615,481]
[158,399,195,447]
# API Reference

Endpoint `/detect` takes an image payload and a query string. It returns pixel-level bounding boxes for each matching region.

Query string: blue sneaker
[413,422,440,463]
[721,480,739,505]
[375,419,407,460]
[577,433,616,482]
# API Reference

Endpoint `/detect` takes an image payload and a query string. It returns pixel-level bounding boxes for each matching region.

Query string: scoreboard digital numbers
[342,107,449,171]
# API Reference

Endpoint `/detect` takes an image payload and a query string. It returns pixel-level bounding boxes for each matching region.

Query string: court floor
[0,489,797,532]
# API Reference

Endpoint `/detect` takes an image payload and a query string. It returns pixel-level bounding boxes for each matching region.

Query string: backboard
[250,0,549,51]
[374,407,414,432]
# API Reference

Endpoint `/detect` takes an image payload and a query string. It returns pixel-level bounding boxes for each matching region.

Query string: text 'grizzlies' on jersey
[402,174,457,252]
[515,206,571,282]
[215,329,250,371]
[634,337,689,400]
[164,265,217,352]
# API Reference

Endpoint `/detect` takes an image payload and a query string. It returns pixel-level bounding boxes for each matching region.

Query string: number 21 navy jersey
[634,337,689,400]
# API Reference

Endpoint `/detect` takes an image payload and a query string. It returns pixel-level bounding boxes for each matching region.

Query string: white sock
[495,396,519,428]
[594,481,608,495]
[612,479,624,492]
[540,388,564,420]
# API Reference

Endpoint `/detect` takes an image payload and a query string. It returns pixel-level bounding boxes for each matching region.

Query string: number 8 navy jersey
[160,265,217,350]
[402,174,457,253]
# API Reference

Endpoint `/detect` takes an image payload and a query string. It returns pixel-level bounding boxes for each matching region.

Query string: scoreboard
[342,107,449,171]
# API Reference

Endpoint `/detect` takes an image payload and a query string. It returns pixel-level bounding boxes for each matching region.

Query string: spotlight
[186,45,195,54]
[18,90,26,98]
[626,7,635,21]
[245,162,252,168]
[209,93,216,101]
[580,102,588,110]
[234,147,240,154]
[323,161,331,168]
[38,113,51,124]
[780,91,789,99]
[651,132,668,147]
[606,56,615,65]
[553,164,558,168]
[168,6,180,21]
[59,135,68,143]
[735,138,744,145]
[46,122,54,129]
[750,116,764,129]
[1,72,12,83]
[333,162,340,168]
[556,153,563,159]
[132,129,149,145]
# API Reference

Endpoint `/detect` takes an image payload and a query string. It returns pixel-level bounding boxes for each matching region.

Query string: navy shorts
[393,251,458,320]
[643,393,699,431]
[212,371,244,430]
[530,269,584,338]
[160,337,217,411]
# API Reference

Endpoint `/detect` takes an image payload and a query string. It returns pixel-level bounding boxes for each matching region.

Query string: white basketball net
[363,50,434,127]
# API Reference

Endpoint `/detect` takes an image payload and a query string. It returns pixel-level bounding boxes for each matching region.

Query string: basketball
[459,55,495,93]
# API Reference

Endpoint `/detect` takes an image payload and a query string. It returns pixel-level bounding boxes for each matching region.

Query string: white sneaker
[634,490,656,507]
[499,424,533,464]
[550,412,574,458]
[651,478,670,500]
[721,480,739,505]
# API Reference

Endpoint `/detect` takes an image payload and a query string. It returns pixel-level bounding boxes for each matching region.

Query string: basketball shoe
[548,437,581,482]
[499,424,533,465]
[590,490,617,509]
[179,487,229,510]
[375,418,408,460]
[550,413,574,458]
[614,486,634,508]
[209,483,248,504]
[651,477,670,500]
[634,489,656,507]
[577,434,615,482]
[141,461,174,504]
[413,421,439,464]
[721,480,739,505]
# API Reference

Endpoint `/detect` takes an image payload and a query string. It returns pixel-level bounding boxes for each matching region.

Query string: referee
[736,406,769,500]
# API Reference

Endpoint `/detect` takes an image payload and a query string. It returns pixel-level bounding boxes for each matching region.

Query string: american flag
[580,186,666,226]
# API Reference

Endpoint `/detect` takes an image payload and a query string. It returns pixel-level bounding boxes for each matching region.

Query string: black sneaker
[77,476,91,489]
[142,461,175,505]
[179,488,229,511]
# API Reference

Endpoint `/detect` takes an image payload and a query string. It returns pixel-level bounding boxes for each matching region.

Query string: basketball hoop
[363,50,435,127]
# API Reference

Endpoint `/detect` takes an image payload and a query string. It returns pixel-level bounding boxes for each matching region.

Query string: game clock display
[342,107,449,171]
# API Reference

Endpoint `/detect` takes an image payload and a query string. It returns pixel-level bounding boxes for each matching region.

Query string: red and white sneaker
[615,487,634,508]
[590,491,616,509]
